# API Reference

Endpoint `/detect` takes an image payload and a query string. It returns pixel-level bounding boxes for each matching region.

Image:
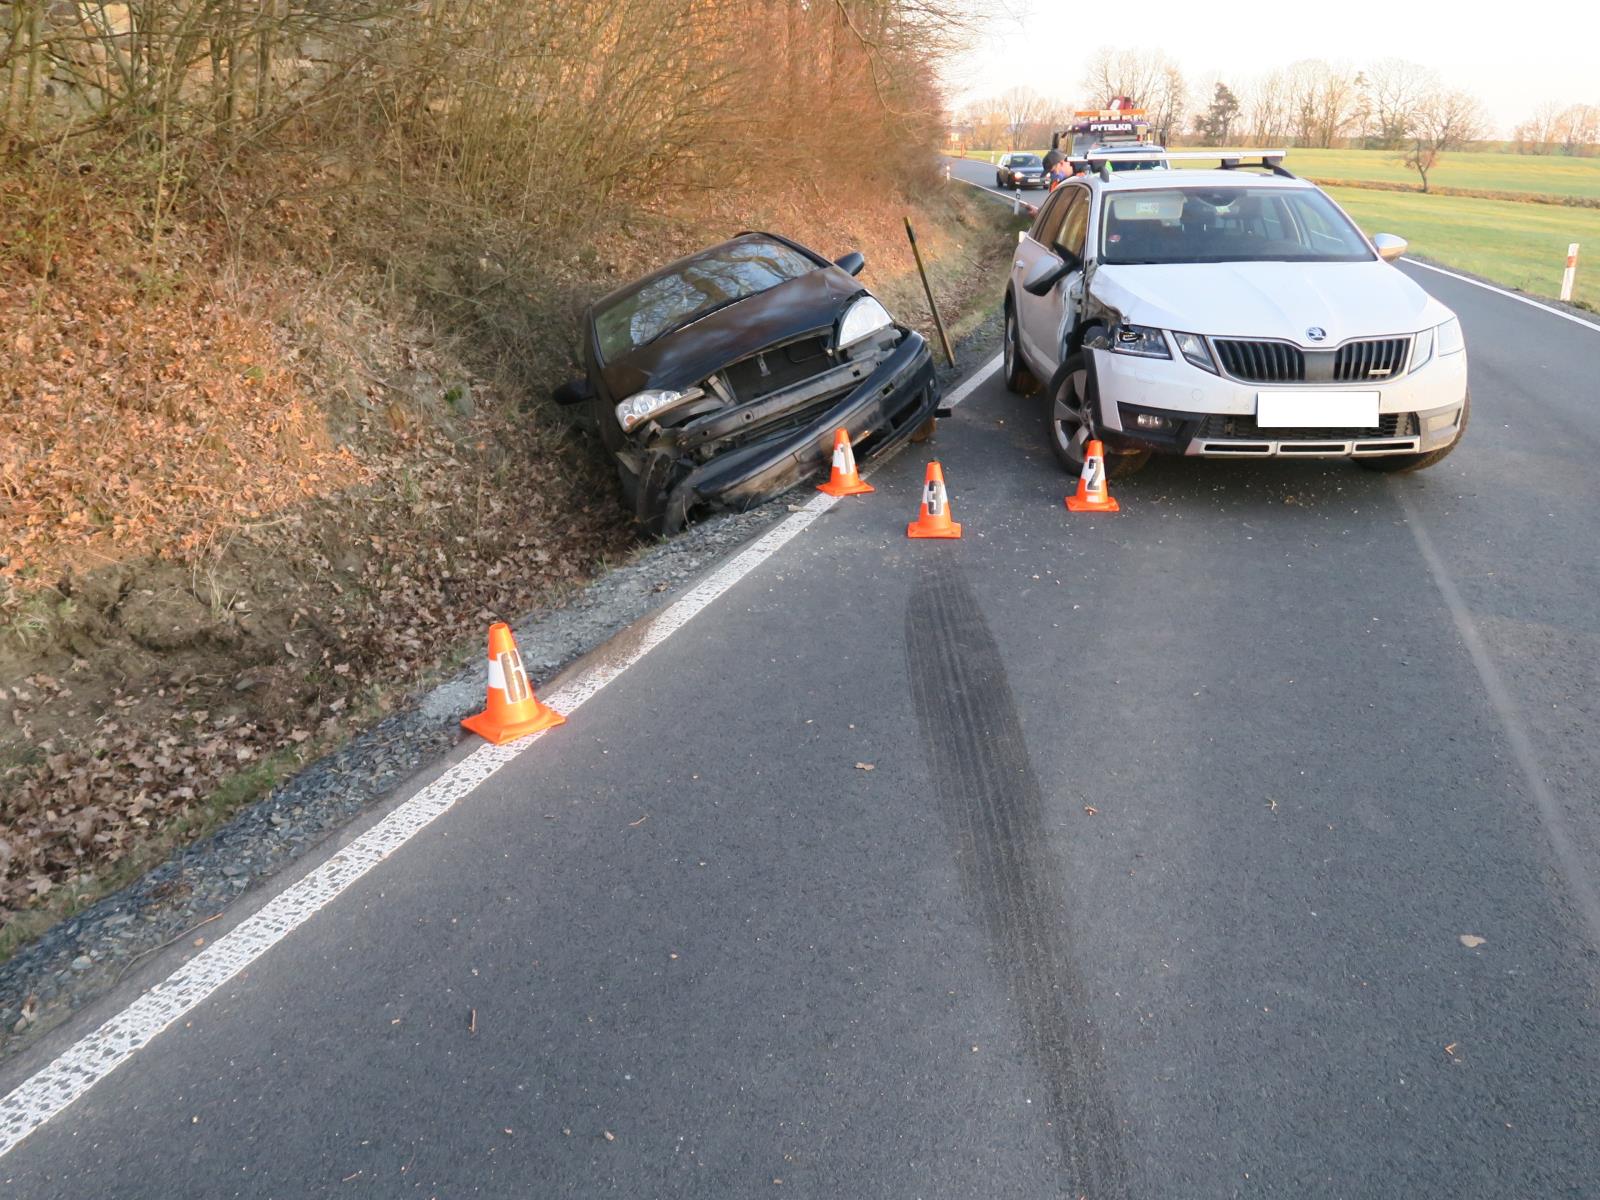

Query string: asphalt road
[4,167,1600,1197]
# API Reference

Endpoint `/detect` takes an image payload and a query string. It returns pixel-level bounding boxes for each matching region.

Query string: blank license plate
[1256,391,1379,428]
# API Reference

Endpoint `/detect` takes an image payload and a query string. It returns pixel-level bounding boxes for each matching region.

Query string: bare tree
[1513,101,1565,154]
[997,85,1049,149]
[1239,70,1291,147]
[1362,59,1432,149]
[1554,103,1600,156]
[1403,88,1485,191]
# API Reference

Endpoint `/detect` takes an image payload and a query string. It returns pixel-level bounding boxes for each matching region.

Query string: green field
[1325,186,1598,311]
[1290,147,1600,199]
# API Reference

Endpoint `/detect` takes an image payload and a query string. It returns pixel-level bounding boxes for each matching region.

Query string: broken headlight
[615,386,704,432]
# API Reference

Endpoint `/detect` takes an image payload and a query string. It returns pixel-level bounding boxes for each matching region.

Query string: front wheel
[1045,351,1150,478]
[1357,390,1470,474]
[1001,303,1035,394]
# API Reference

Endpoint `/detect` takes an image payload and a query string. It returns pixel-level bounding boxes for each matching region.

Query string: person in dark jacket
[1042,135,1064,176]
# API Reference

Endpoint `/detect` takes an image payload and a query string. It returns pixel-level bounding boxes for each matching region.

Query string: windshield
[1099,186,1375,265]
[594,238,819,361]
[1010,156,1042,167]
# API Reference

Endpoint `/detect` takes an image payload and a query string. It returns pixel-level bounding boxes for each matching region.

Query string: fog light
[1134,413,1173,430]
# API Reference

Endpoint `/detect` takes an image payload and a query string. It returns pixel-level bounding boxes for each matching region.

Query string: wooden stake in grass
[904,218,956,368]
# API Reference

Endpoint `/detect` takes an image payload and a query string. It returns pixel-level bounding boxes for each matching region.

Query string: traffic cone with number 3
[907,461,962,538]
[462,622,566,743]
[817,428,874,496]
[1066,440,1120,513]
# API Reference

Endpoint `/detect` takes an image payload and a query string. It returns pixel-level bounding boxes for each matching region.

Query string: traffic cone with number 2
[462,622,566,744]
[818,428,874,496]
[1066,440,1120,513]
[907,461,962,538]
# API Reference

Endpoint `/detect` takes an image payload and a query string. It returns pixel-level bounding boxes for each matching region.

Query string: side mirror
[1372,233,1407,263]
[834,251,866,277]
[1023,254,1074,296]
[552,377,593,406]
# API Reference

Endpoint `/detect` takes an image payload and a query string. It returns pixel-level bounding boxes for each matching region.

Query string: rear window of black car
[594,238,819,362]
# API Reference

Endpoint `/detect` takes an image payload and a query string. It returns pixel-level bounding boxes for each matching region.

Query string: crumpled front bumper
[635,332,938,534]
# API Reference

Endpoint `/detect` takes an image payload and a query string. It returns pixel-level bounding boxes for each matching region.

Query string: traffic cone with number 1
[462,622,566,744]
[817,428,874,496]
[907,461,962,538]
[1066,439,1120,512]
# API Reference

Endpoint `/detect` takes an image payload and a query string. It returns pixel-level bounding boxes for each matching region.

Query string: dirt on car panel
[905,567,1132,1197]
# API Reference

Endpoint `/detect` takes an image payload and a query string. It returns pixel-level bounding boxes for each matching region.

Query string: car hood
[1091,260,1455,344]
[598,266,865,397]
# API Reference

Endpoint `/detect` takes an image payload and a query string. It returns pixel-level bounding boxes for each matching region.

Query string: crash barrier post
[907,461,963,539]
[1561,243,1579,302]
[462,622,566,743]
[817,428,874,497]
[903,217,956,368]
[1065,440,1121,513]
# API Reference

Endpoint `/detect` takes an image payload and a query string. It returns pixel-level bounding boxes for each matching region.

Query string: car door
[1017,184,1090,379]
[1012,187,1072,370]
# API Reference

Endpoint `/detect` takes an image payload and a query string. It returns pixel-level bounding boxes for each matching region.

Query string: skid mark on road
[905,569,1128,1198]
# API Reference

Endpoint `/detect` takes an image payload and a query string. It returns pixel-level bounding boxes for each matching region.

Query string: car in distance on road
[996,153,1048,189]
[1001,154,1469,477]
[555,232,938,534]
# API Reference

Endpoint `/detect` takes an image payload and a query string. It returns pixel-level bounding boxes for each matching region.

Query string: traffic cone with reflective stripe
[817,428,874,497]
[907,461,962,538]
[461,622,566,744]
[1066,439,1120,513]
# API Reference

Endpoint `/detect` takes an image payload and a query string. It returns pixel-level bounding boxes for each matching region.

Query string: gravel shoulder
[0,320,1004,1064]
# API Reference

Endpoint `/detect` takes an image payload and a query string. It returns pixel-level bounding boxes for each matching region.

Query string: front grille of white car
[1213,336,1413,385]
[1198,413,1418,441]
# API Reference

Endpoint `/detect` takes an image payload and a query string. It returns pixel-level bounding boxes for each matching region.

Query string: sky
[944,0,1600,135]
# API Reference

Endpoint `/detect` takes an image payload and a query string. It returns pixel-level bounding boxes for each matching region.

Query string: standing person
[1042,134,1064,178]
[1048,156,1073,190]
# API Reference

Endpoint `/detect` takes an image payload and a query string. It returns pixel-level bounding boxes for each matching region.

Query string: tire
[1001,301,1036,394]
[1357,389,1470,474]
[1044,351,1150,478]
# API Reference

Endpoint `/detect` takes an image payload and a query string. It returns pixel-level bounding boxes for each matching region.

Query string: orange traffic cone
[461,622,566,744]
[1065,440,1120,513]
[817,428,874,497]
[907,461,962,539]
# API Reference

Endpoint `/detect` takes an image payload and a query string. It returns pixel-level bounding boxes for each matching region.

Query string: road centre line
[1398,491,1600,954]
[0,346,1005,1161]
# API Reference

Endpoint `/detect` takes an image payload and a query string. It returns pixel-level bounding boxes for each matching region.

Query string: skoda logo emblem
[1306,326,1327,342]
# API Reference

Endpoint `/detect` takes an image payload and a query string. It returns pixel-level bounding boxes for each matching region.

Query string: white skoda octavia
[1001,154,1469,476]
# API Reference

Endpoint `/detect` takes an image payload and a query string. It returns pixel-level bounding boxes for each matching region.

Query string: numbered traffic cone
[1065,439,1120,513]
[461,622,566,744]
[907,461,963,538]
[817,428,874,497]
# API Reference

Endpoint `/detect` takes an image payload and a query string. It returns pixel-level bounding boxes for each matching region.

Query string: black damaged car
[555,232,939,533]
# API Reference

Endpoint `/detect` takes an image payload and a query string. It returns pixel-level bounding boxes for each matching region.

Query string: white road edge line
[1402,258,1600,335]
[944,353,1002,408]
[0,347,1006,1161]
[1398,490,1600,951]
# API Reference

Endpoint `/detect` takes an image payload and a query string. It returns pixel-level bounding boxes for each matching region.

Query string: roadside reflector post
[1561,242,1579,302]
[904,216,956,368]
[944,161,951,182]
[1013,187,1022,215]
